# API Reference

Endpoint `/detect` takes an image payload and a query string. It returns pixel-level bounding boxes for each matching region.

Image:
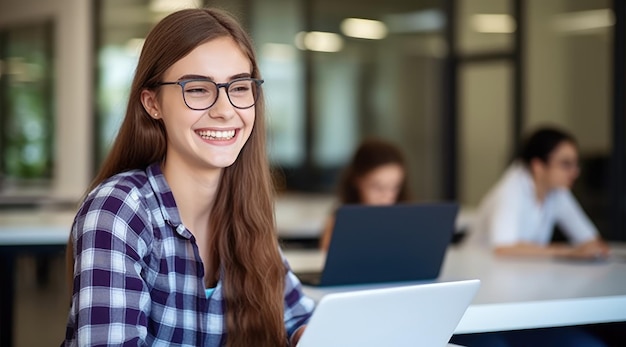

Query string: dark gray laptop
[299,203,458,287]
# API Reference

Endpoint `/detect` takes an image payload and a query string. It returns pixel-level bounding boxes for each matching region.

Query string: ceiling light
[261,43,296,61]
[384,9,444,34]
[553,9,614,33]
[149,0,201,13]
[295,31,344,53]
[341,18,388,40]
[471,14,516,34]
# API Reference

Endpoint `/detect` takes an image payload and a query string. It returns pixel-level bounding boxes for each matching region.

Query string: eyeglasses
[550,158,580,171]
[156,78,264,110]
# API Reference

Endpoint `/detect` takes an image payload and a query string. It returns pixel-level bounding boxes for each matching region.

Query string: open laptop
[299,203,458,286]
[297,279,480,347]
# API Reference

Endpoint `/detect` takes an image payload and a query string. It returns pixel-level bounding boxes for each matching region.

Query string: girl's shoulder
[73,169,156,249]
[96,169,150,195]
[78,169,153,218]
[479,164,531,208]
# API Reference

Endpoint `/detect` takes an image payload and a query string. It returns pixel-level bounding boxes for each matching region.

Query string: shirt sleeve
[484,185,524,247]
[67,184,152,346]
[553,189,598,244]
[281,255,315,339]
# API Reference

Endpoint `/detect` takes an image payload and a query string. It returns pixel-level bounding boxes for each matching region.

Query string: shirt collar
[146,162,193,239]
[514,161,535,192]
[513,161,556,204]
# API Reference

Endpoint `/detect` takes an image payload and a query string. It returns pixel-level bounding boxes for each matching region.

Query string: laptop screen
[315,203,458,286]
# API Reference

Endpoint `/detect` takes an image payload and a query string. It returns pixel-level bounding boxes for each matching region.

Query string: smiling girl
[63,8,313,347]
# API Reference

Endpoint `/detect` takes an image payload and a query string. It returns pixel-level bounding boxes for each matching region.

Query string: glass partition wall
[96,0,447,199]
[525,0,614,237]
[94,0,624,240]
[0,21,54,199]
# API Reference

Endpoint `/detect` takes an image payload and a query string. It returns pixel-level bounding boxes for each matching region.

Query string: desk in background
[0,199,327,347]
[2,205,622,344]
[284,244,626,334]
[0,210,73,347]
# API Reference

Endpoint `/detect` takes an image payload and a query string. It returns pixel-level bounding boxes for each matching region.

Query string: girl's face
[542,141,580,189]
[142,36,255,171]
[532,141,580,190]
[357,163,405,205]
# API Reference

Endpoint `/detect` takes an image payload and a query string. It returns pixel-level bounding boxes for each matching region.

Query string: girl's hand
[570,239,610,259]
[289,325,306,347]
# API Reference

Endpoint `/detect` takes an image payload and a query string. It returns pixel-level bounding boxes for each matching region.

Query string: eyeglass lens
[182,79,258,109]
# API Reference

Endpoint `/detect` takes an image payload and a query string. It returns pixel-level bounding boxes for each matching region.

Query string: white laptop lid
[297,279,480,347]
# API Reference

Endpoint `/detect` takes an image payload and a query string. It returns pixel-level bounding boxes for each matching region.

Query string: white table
[283,244,626,334]
[3,210,624,340]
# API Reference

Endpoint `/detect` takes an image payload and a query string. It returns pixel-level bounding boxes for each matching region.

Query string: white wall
[0,0,93,200]
[526,0,611,154]
[526,0,570,130]
[458,0,612,206]
[456,0,514,206]
[459,62,513,206]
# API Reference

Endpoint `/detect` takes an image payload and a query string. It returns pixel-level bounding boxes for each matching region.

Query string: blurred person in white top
[470,127,610,259]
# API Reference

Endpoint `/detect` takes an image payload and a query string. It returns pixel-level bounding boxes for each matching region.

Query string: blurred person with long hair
[319,138,411,251]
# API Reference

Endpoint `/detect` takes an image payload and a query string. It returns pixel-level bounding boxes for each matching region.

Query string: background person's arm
[486,186,524,249]
[318,215,335,251]
[495,242,577,257]
[554,189,599,242]
[553,190,610,257]
[289,325,306,347]
[495,238,609,258]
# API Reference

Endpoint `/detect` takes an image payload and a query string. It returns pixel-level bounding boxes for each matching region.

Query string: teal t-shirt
[205,287,216,299]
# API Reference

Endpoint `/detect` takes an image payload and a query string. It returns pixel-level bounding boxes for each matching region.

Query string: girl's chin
[550,183,571,190]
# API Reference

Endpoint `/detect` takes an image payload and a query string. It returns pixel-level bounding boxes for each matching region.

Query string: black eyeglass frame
[156,77,264,110]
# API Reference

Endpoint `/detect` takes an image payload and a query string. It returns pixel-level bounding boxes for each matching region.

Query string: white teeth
[198,129,236,140]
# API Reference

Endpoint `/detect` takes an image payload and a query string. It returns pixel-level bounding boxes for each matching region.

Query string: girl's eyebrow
[176,72,252,81]
[177,74,207,81]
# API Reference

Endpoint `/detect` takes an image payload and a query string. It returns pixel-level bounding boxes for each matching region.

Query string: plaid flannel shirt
[63,163,314,346]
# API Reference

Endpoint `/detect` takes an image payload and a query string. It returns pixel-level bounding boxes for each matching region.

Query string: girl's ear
[530,158,546,177]
[140,89,162,119]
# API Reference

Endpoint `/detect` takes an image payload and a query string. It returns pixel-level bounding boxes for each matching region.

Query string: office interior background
[0,0,625,344]
[1,0,624,239]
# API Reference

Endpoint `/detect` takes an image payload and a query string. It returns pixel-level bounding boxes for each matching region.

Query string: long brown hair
[338,138,411,204]
[67,8,286,346]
